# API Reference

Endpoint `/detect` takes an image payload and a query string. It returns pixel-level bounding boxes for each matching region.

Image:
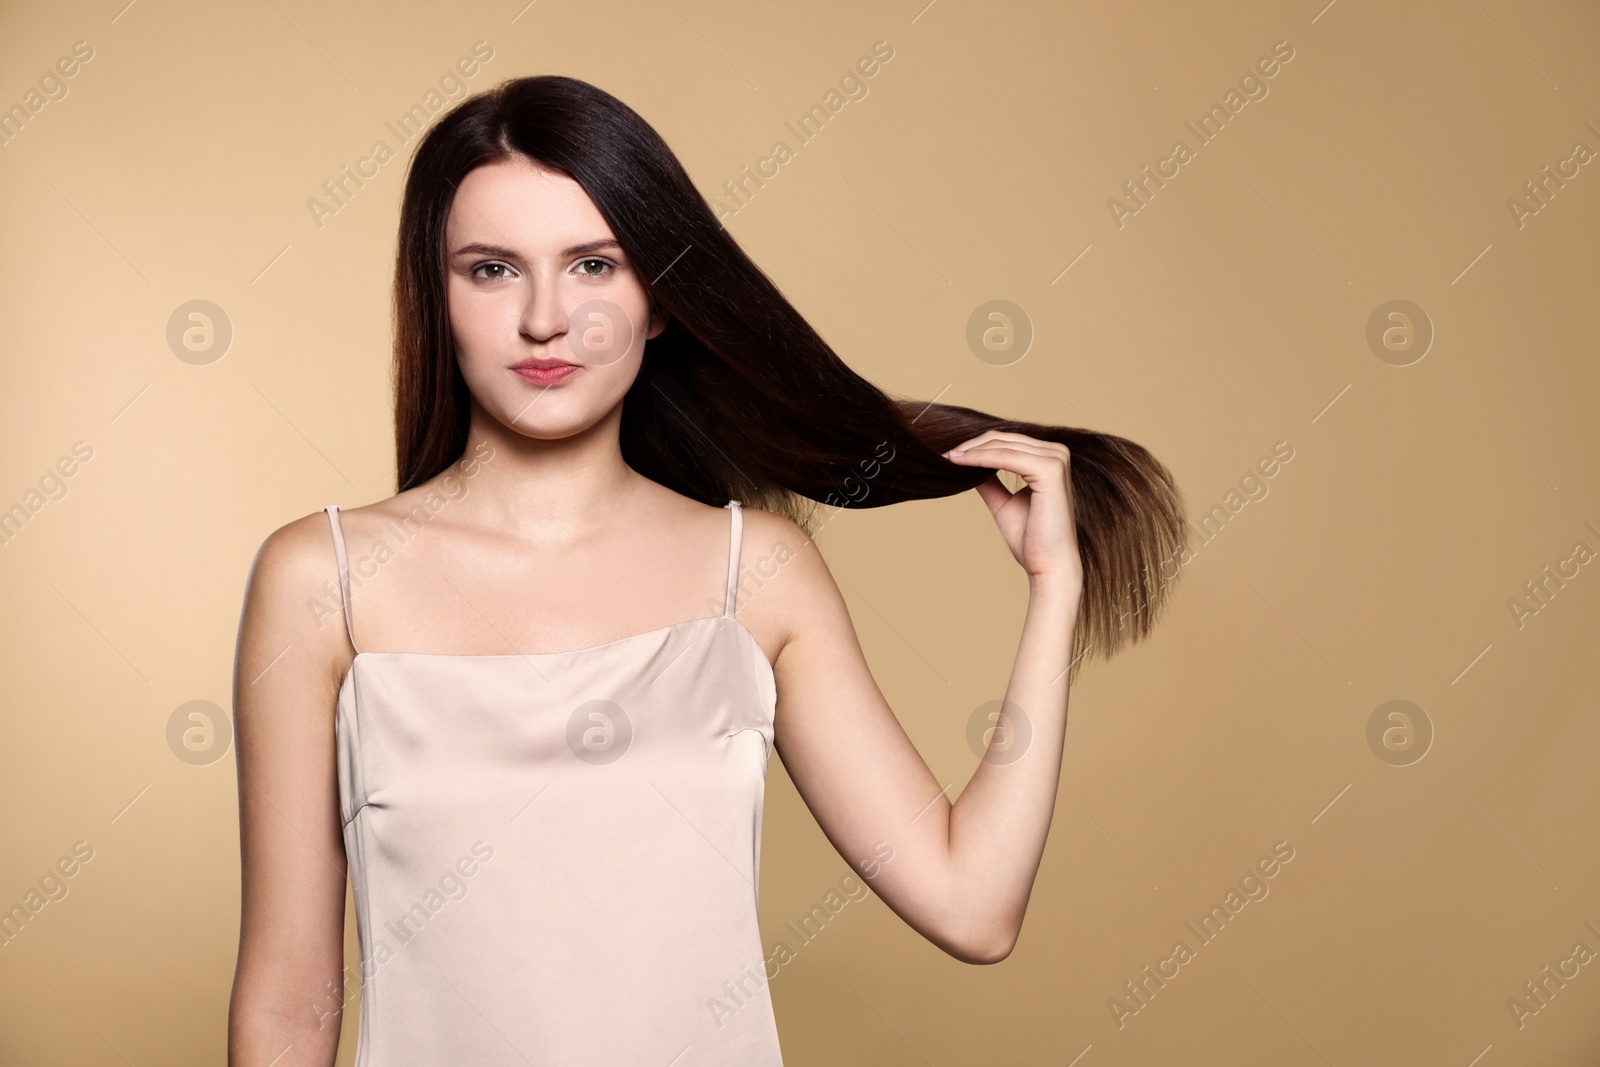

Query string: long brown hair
[392,74,1187,673]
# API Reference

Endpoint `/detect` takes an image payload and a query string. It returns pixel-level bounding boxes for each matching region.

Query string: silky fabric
[325,500,783,1064]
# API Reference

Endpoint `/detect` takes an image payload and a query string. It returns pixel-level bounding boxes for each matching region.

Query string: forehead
[445,157,613,249]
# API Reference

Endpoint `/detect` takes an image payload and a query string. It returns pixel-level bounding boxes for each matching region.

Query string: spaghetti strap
[323,505,359,654]
[723,499,743,616]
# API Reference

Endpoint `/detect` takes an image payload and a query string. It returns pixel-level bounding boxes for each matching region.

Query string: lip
[510,359,581,385]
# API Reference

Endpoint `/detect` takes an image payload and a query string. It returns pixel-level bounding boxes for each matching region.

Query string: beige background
[2,0,1598,1063]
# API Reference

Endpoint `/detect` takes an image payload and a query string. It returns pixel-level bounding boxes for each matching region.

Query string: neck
[451,397,641,540]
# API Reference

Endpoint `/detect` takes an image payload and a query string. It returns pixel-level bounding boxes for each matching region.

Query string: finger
[943,444,1070,487]
[944,429,1022,453]
[945,431,1069,460]
[949,438,1065,462]
[947,429,1027,452]
[945,441,1072,475]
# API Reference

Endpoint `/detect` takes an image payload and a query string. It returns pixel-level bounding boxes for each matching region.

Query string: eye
[575,257,615,277]
[470,261,515,281]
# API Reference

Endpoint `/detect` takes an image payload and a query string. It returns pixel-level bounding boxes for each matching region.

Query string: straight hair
[392,75,1188,674]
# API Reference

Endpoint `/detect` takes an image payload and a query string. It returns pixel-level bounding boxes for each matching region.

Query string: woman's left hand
[942,431,1083,590]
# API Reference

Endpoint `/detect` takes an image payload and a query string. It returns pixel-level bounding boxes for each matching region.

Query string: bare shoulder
[733,505,852,666]
[247,508,339,600]
[238,508,349,687]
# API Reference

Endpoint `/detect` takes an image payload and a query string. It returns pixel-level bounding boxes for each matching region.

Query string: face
[444,156,666,439]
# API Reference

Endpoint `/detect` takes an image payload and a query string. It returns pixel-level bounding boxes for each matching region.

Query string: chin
[493,399,607,439]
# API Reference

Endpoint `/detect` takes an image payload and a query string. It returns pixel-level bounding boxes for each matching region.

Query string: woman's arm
[759,432,1082,964]
[228,514,355,1065]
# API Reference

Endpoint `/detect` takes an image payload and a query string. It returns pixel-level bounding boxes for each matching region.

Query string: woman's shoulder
[236,507,357,670]
[245,484,442,597]
[734,500,813,557]
[241,491,448,648]
[725,499,848,657]
[248,507,340,587]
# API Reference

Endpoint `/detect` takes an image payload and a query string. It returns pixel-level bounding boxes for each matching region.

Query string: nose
[517,265,567,345]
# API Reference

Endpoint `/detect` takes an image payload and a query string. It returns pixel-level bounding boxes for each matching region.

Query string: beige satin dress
[325,500,783,1064]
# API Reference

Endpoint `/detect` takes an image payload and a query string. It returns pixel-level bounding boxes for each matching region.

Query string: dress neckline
[324,499,757,677]
[336,612,776,695]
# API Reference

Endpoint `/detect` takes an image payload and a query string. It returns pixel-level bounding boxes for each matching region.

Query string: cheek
[568,293,652,364]
[448,287,504,353]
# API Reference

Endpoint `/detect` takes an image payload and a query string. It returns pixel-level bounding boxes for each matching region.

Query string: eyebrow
[451,239,621,260]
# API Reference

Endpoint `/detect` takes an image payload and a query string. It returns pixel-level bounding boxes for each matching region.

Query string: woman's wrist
[1027,567,1084,604]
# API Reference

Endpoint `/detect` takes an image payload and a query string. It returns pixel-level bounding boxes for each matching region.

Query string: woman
[228,75,1185,1065]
